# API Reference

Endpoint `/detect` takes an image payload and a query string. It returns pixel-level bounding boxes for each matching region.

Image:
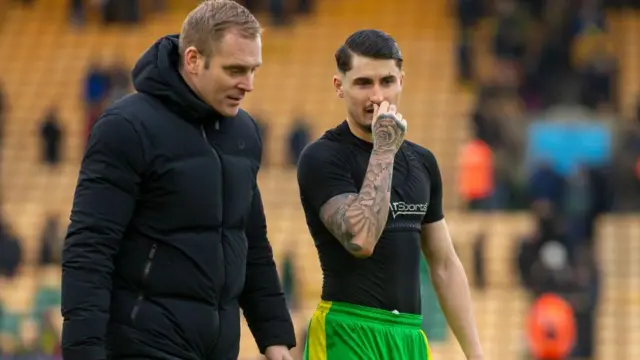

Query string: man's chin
[355,118,372,134]
[362,114,375,132]
[219,105,240,117]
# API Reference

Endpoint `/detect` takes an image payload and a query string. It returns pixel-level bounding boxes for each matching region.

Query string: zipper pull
[148,243,157,259]
[215,120,220,130]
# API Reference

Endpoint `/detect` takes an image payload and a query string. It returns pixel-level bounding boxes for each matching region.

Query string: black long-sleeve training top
[61,34,295,360]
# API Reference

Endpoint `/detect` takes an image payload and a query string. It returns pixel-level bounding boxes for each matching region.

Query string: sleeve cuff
[254,322,297,354]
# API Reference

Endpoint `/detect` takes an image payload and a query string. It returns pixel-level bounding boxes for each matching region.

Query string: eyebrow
[222,63,261,71]
[352,77,371,83]
[352,74,397,82]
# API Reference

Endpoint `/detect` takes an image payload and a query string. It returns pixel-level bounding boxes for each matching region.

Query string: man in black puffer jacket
[61,1,295,359]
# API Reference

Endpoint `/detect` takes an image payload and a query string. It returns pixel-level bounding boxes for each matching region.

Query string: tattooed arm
[318,150,394,257]
[318,102,407,258]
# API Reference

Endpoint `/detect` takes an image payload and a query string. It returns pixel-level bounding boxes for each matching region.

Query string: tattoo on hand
[373,114,406,153]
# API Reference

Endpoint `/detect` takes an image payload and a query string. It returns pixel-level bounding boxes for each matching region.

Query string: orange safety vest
[458,139,494,200]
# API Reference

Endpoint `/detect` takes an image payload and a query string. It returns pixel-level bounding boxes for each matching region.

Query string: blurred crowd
[0,215,64,358]
[67,0,313,27]
[456,0,640,358]
[1,0,639,358]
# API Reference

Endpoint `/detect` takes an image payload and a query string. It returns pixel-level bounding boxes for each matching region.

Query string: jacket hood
[132,34,224,123]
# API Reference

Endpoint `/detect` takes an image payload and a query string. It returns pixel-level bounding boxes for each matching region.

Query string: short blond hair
[179,0,261,64]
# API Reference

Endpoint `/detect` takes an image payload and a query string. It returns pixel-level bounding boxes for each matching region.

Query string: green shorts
[303,300,432,360]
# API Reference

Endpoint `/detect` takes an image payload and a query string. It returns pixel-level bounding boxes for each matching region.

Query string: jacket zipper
[201,123,227,301]
[130,243,158,321]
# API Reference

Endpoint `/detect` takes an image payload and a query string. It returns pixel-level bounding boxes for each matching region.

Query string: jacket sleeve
[240,186,296,354]
[61,113,145,360]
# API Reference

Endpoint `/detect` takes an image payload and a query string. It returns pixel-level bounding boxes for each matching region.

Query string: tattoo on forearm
[320,151,395,254]
[322,194,361,252]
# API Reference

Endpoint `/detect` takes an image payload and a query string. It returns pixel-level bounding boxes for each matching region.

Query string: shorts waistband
[316,300,423,328]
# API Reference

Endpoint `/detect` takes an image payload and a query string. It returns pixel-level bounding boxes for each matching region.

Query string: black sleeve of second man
[239,186,296,354]
[61,113,145,360]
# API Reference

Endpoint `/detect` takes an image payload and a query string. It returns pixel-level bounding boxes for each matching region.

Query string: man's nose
[238,74,254,92]
[369,86,383,104]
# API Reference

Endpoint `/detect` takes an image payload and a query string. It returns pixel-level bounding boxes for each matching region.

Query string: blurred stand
[2,0,640,359]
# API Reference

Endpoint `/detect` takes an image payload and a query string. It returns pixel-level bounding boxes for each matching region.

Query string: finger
[378,100,389,114]
[373,103,379,117]
[402,118,408,132]
[388,104,397,115]
[393,113,404,130]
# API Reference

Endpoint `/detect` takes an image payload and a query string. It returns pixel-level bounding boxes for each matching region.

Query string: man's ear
[184,46,201,74]
[333,75,344,98]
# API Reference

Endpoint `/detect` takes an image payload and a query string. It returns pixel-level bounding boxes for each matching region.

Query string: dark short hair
[335,29,403,74]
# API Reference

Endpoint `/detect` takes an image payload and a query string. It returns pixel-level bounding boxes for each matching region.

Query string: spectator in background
[107,59,131,104]
[0,219,22,278]
[578,42,617,111]
[529,162,565,209]
[472,88,503,149]
[462,91,502,210]
[101,0,141,25]
[287,116,310,166]
[472,233,486,290]
[529,3,576,107]
[244,0,313,26]
[40,108,62,167]
[458,134,494,211]
[570,0,606,36]
[13,318,42,357]
[280,248,298,311]
[39,215,62,266]
[296,0,313,15]
[564,165,593,251]
[242,0,288,26]
[269,0,287,25]
[84,61,111,108]
[455,0,482,84]
[520,0,546,21]
[569,246,600,359]
[492,92,526,208]
[517,201,563,292]
[33,265,63,356]
[533,240,574,296]
[517,231,541,291]
[84,61,111,144]
[613,101,640,211]
[492,0,530,81]
[69,0,85,26]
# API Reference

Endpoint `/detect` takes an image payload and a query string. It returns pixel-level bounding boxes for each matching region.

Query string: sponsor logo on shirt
[389,201,429,219]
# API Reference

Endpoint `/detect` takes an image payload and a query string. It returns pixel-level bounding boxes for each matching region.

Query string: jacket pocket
[130,242,158,322]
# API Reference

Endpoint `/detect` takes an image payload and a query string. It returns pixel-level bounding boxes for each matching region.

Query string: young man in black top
[297,30,483,360]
